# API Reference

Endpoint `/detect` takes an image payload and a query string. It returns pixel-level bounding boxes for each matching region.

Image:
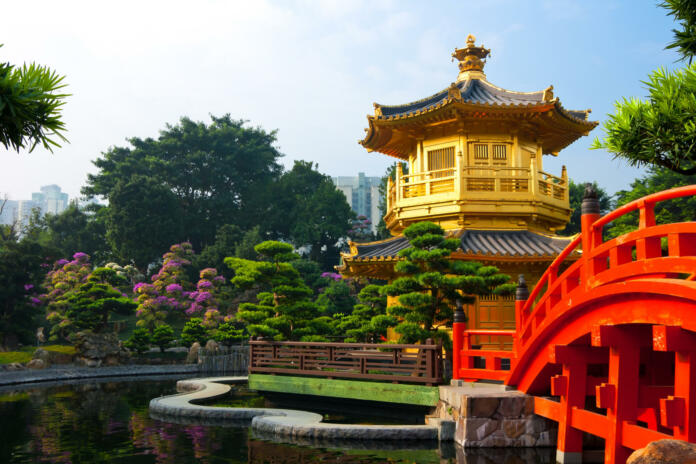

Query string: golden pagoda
[339,35,598,343]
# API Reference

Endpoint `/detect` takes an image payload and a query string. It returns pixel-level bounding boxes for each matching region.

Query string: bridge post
[581,183,601,289]
[592,325,651,464]
[653,325,696,441]
[452,299,466,380]
[550,346,604,463]
[514,275,528,355]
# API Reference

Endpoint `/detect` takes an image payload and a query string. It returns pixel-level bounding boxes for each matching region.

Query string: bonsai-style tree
[213,321,246,347]
[124,328,151,355]
[383,222,514,348]
[226,241,329,341]
[334,284,397,343]
[181,317,209,346]
[47,266,137,341]
[151,324,175,352]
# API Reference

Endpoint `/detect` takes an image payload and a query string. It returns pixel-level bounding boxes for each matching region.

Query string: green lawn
[0,344,76,365]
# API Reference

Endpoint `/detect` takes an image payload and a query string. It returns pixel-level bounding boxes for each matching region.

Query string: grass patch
[0,344,75,365]
[0,351,33,364]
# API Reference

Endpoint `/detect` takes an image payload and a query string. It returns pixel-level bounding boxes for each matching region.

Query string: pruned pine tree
[383,222,515,348]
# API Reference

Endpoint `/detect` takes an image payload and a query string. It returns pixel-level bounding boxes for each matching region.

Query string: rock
[469,397,499,418]
[186,342,201,364]
[497,397,525,417]
[204,339,219,353]
[502,419,526,439]
[465,418,499,442]
[26,358,46,369]
[32,348,51,367]
[73,331,127,367]
[4,362,25,371]
[628,439,696,464]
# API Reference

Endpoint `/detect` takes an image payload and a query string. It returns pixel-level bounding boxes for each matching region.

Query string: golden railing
[386,165,568,214]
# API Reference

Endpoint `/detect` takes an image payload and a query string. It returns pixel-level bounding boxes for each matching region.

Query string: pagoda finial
[452,34,491,81]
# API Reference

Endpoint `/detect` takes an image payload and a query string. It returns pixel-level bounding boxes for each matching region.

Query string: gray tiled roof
[379,79,544,117]
[351,230,572,260]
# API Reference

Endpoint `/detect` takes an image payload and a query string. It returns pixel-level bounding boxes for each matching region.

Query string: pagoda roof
[344,229,574,262]
[361,78,597,159]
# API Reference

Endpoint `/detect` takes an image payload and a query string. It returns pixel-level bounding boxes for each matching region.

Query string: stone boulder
[628,439,696,464]
[33,348,51,367]
[186,342,201,364]
[3,362,25,371]
[74,331,128,367]
[26,358,47,369]
[204,339,219,353]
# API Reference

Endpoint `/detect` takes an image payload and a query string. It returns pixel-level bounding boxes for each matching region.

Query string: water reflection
[0,379,554,464]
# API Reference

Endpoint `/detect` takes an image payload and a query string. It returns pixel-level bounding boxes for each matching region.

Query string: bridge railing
[516,184,696,356]
[249,338,443,385]
[452,184,696,383]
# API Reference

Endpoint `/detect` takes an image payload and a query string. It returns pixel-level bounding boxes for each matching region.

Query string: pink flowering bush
[134,243,195,330]
[185,268,225,328]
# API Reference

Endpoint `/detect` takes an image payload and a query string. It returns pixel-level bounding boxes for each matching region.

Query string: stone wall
[434,383,556,447]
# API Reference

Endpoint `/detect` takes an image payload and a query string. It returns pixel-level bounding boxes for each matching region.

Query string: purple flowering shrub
[134,243,195,330]
[186,268,225,328]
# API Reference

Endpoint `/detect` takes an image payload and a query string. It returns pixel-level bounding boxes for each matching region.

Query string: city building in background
[331,173,381,233]
[0,184,69,228]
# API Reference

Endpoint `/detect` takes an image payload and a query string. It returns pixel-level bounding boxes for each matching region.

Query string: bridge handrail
[519,184,696,348]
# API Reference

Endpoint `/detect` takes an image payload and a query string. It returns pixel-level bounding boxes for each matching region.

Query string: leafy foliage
[151,324,175,352]
[591,64,696,175]
[316,279,356,316]
[83,115,283,256]
[383,222,514,348]
[334,284,396,343]
[213,321,246,347]
[605,167,696,239]
[226,240,329,341]
[0,46,69,152]
[124,328,151,355]
[661,0,696,62]
[0,240,56,348]
[46,263,136,340]
[181,317,209,346]
[44,203,111,265]
[270,161,354,268]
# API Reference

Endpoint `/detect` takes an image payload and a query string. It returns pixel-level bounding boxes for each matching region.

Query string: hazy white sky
[0,0,681,201]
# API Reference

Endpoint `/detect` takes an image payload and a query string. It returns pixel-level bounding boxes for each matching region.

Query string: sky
[0,0,683,201]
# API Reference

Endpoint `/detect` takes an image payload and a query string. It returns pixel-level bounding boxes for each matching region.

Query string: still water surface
[0,378,555,463]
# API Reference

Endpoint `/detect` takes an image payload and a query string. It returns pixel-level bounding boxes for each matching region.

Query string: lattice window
[474,144,488,160]
[427,146,455,178]
[492,144,507,161]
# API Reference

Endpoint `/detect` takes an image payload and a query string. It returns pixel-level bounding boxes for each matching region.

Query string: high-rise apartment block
[331,173,381,233]
[0,185,69,227]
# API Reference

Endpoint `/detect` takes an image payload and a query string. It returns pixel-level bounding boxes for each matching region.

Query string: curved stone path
[149,376,449,441]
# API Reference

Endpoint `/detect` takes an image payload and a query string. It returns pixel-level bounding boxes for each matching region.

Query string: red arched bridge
[452,185,696,464]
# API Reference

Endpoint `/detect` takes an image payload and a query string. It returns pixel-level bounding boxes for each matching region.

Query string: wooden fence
[198,345,249,374]
[249,338,443,385]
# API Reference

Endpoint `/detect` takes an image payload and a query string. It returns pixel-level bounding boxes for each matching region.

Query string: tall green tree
[334,284,397,343]
[559,180,613,236]
[0,45,69,152]
[106,176,184,269]
[271,161,354,269]
[0,240,56,348]
[226,241,329,341]
[383,222,514,348]
[591,2,696,174]
[44,203,110,264]
[606,167,696,239]
[83,115,283,252]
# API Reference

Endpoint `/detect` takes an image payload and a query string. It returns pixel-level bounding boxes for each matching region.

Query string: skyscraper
[332,173,381,233]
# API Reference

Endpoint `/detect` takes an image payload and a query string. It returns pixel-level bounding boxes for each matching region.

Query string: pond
[0,378,555,463]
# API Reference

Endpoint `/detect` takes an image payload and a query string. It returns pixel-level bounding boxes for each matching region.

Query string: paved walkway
[149,376,450,442]
[0,364,199,387]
